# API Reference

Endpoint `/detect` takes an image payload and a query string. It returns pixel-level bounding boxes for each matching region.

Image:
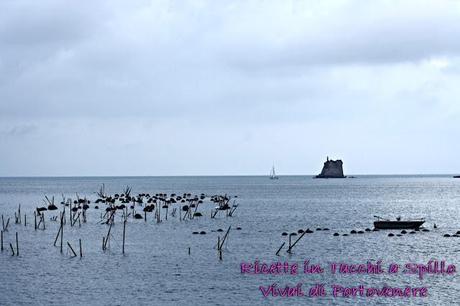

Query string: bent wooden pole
[287,231,307,253]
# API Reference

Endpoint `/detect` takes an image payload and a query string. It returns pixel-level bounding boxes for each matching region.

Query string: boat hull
[374,220,424,230]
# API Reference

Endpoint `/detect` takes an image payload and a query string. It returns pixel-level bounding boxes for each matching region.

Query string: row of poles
[1,205,21,256]
[0,230,19,256]
[0,203,87,258]
[1,190,238,259]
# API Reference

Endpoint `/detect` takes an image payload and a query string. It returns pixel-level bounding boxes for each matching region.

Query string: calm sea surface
[0,175,459,305]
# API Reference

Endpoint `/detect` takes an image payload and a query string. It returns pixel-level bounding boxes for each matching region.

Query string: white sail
[270,164,279,179]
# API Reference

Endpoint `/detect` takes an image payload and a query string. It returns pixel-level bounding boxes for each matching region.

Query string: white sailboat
[270,164,279,179]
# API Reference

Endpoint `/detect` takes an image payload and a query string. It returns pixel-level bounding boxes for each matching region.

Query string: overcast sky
[1,0,460,176]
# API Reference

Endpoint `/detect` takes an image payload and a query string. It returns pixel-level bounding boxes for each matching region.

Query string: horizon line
[0,173,458,179]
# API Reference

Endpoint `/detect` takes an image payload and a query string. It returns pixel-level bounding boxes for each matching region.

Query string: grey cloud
[1,123,37,137]
[227,5,460,69]
[1,0,460,175]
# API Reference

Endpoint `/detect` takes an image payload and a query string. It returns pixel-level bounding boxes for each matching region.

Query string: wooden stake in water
[4,218,9,231]
[219,226,231,250]
[287,231,307,253]
[34,212,37,230]
[67,242,77,257]
[54,213,63,247]
[79,239,82,258]
[15,232,19,256]
[103,213,114,250]
[69,203,72,226]
[275,242,285,256]
[122,219,126,254]
[10,243,15,256]
[63,207,66,225]
[60,218,64,254]
[288,234,292,252]
[53,224,62,246]
[1,230,3,251]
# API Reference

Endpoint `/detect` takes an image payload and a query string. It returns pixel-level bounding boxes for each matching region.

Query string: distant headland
[315,157,346,178]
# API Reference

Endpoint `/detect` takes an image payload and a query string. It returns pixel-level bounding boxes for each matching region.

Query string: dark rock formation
[315,157,346,178]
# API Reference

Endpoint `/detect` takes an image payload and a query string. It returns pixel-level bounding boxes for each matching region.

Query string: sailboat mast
[270,162,278,179]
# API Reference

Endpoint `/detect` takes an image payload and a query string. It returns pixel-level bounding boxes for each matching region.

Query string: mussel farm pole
[122,219,126,254]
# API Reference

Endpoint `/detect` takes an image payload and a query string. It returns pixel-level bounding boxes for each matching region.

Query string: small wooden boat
[373,216,425,229]
[453,175,460,178]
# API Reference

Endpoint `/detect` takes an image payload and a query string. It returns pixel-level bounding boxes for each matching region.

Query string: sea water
[0,175,459,305]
